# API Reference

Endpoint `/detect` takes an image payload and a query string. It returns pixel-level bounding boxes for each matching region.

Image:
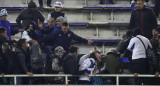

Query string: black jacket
[16,2,44,29]
[14,47,29,74]
[50,10,65,20]
[63,53,85,75]
[129,6,157,39]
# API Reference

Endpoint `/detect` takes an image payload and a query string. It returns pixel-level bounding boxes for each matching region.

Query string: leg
[38,0,43,8]
[47,0,52,7]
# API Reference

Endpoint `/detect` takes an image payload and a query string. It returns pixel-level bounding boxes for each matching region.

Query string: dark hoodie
[16,1,45,29]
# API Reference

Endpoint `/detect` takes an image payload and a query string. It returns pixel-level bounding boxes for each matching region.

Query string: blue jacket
[0,18,19,40]
[38,30,88,51]
[54,26,71,31]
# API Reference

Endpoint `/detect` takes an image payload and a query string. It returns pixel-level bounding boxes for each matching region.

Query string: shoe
[47,5,52,7]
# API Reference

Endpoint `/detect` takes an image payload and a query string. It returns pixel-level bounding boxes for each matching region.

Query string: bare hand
[134,73,138,77]
[155,72,159,78]
[0,73,5,77]
[84,72,89,76]
[27,72,33,76]
[88,40,93,45]
[19,29,24,32]
[120,54,124,59]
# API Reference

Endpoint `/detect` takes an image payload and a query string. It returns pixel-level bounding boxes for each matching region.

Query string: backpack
[30,43,46,70]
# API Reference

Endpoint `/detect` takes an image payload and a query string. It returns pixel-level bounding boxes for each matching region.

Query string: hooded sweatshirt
[16,1,45,29]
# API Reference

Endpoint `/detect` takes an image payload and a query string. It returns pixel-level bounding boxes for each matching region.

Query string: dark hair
[0,27,6,34]
[132,27,142,37]
[16,39,26,48]
[89,51,100,60]
[62,22,69,27]
[69,46,78,53]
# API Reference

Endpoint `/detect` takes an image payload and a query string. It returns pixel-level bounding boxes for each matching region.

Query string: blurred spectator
[63,46,85,84]
[154,0,160,19]
[129,0,157,39]
[38,0,52,9]
[123,28,152,85]
[44,18,55,35]
[131,0,149,7]
[104,49,120,74]
[0,9,24,40]
[0,27,16,48]
[45,46,65,84]
[117,30,132,54]
[78,51,99,85]
[47,1,67,21]
[16,1,44,30]
[38,22,93,52]
[54,16,71,31]
[13,39,33,84]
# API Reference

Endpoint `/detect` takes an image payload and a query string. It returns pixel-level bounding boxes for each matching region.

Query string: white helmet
[54,1,62,7]
[0,9,8,16]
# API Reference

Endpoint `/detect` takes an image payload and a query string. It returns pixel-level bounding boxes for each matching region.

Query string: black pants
[38,0,52,6]
[154,0,160,17]
[131,58,147,85]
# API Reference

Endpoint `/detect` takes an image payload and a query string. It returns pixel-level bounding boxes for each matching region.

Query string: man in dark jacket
[14,39,33,84]
[64,46,85,84]
[129,0,157,39]
[154,0,160,19]
[16,1,45,29]
[38,22,93,52]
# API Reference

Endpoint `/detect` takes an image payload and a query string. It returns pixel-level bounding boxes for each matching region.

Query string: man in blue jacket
[38,22,93,52]
[0,9,24,40]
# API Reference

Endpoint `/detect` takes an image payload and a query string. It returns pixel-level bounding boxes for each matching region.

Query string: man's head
[48,18,55,28]
[69,46,79,55]
[0,27,7,37]
[61,22,69,34]
[28,1,37,11]
[136,0,144,9]
[56,16,66,27]
[17,39,28,50]
[54,1,63,12]
[0,9,8,21]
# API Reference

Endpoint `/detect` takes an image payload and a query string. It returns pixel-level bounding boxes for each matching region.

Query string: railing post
[14,76,17,85]
[65,75,68,85]
[116,75,119,86]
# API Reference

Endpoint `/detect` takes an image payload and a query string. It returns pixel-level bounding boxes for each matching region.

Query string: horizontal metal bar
[0,74,158,77]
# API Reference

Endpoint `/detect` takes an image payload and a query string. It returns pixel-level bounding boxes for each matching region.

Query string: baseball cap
[0,9,8,16]
[54,1,63,7]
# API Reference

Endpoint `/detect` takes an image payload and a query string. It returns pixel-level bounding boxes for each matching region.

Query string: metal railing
[0,74,158,86]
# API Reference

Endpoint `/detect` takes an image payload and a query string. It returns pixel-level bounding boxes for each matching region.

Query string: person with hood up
[16,1,45,29]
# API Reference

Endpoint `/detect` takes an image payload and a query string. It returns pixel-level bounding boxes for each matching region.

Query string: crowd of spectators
[0,0,160,85]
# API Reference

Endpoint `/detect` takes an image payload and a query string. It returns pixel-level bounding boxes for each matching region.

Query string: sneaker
[47,5,52,7]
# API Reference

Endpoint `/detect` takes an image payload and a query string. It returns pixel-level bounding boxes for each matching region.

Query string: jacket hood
[28,1,37,8]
